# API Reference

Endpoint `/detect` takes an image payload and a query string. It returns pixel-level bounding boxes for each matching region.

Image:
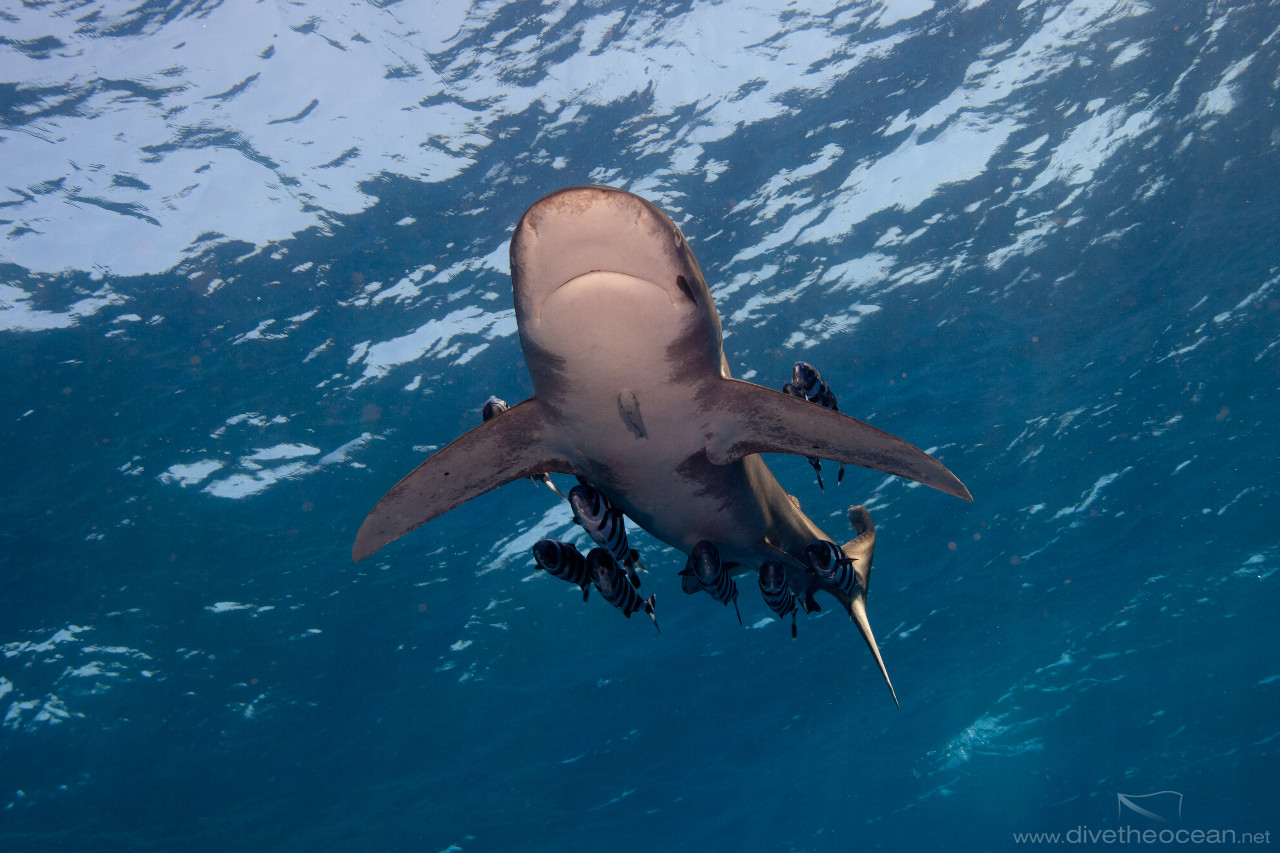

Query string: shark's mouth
[538,270,687,324]
[540,268,696,318]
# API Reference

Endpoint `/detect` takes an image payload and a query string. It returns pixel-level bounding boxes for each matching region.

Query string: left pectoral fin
[352,398,576,562]
[704,379,972,502]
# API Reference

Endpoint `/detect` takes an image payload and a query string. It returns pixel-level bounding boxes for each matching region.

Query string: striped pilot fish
[787,361,845,488]
[781,381,826,490]
[791,361,837,409]
[586,548,659,633]
[803,538,862,601]
[757,559,798,638]
[679,540,742,626]
[567,483,645,587]
[482,396,565,499]
[531,539,591,601]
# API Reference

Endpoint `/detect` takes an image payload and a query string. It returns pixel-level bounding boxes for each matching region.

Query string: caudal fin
[841,505,897,706]
[644,594,660,634]
[851,596,899,709]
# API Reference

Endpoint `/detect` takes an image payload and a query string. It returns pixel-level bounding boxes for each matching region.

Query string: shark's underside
[353,185,972,705]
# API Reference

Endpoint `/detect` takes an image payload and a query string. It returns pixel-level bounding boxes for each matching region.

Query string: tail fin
[643,594,660,634]
[850,595,899,709]
[842,505,897,708]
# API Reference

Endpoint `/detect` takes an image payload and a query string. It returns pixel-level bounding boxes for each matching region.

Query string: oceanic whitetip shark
[352,185,972,706]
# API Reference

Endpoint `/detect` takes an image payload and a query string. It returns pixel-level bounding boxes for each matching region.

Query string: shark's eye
[675,274,696,305]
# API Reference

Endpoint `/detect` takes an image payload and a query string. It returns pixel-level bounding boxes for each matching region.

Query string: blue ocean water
[3,0,1278,850]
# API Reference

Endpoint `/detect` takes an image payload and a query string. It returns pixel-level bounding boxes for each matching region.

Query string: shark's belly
[528,276,832,566]
[550,388,827,568]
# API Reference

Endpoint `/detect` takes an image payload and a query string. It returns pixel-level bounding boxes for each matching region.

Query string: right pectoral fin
[704,379,972,502]
[352,398,576,562]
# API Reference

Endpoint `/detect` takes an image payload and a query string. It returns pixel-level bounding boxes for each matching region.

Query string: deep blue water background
[3,0,1278,850]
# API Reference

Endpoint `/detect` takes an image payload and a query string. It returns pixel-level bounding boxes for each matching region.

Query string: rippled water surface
[3,0,1278,850]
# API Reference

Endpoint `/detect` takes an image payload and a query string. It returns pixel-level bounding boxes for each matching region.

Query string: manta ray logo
[1117,791,1184,823]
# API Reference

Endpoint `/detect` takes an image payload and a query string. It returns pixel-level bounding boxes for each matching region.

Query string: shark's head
[510,186,724,396]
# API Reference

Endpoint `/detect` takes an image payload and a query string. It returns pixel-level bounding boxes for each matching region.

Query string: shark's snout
[511,185,703,320]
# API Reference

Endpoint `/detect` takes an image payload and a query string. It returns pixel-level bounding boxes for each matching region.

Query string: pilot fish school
[352,186,973,707]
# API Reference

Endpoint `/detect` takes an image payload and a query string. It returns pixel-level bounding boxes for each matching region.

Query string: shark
[352,185,972,705]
